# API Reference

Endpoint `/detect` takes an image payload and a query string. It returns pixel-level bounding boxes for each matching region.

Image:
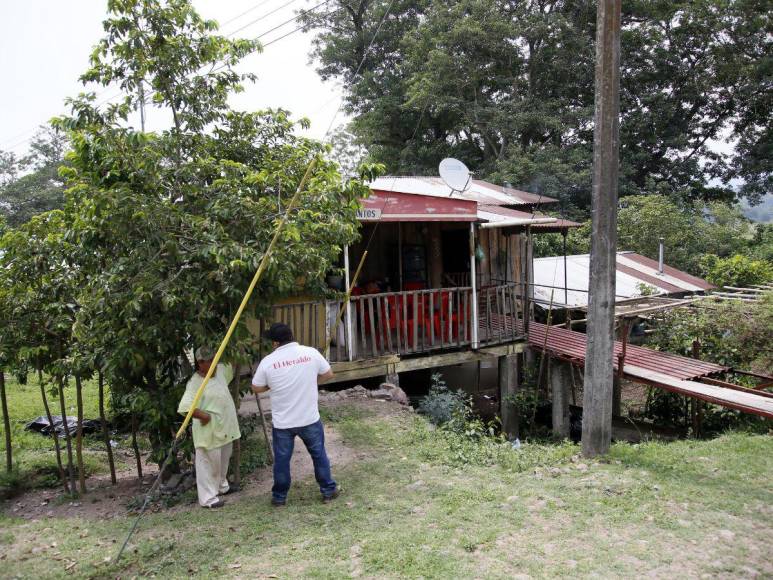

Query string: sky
[0,0,345,155]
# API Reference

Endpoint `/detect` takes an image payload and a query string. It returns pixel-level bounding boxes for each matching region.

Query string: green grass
[1,375,132,495]
[2,404,771,578]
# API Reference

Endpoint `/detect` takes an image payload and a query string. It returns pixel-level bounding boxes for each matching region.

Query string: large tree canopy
[0,0,373,460]
[0,128,68,227]
[304,0,771,210]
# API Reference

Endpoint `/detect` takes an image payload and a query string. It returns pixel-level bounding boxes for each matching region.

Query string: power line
[2,0,330,152]
[219,0,279,29]
[226,0,302,37]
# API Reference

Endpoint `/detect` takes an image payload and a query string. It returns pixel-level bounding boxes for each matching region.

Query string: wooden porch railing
[268,283,526,362]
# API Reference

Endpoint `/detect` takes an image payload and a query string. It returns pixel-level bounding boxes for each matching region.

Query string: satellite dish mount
[439,158,471,195]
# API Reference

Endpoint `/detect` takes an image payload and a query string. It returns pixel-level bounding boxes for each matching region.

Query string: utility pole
[582,0,622,457]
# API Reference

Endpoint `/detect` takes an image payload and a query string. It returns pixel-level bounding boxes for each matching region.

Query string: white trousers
[195,441,233,507]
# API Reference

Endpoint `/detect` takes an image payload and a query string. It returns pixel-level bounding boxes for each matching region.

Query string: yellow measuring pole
[175,159,317,439]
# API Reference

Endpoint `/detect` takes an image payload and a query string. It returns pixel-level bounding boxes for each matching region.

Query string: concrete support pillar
[384,371,400,388]
[550,358,572,439]
[524,347,538,380]
[498,354,520,438]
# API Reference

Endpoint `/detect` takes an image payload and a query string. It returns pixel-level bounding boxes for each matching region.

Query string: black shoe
[203,499,225,509]
[322,489,340,504]
[271,498,286,507]
[221,484,240,496]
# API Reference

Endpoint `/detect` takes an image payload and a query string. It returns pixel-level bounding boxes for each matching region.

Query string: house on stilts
[263,176,773,434]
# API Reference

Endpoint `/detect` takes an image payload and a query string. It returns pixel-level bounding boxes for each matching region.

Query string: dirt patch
[2,398,405,521]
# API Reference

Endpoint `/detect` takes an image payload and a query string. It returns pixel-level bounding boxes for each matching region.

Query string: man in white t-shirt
[251,323,338,506]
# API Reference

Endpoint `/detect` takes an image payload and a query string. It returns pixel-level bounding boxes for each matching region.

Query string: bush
[700,254,773,288]
[417,373,467,426]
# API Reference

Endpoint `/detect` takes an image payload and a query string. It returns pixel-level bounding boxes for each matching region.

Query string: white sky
[0,0,345,155]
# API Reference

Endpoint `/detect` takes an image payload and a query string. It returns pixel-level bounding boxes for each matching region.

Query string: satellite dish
[439,158,471,193]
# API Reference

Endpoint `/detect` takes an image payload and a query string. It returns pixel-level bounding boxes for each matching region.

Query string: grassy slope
[1,406,771,579]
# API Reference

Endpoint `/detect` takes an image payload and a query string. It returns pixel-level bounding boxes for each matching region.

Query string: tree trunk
[98,372,116,484]
[57,377,77,494]
[74,375,86,494]
[131,412,143,480]
[1,370,12,472]
[229,366,242,490]
[38,369,68,493]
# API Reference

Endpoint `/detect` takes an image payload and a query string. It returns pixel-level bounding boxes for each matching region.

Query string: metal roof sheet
[477,205,579,230]
[532,252,713,308]
[361,190,477,222]
[368,176,557,207]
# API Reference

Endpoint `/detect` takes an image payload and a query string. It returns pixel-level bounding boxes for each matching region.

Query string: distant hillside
[742,193,773,223]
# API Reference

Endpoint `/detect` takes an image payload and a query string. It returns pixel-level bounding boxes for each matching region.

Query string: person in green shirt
[178,346,241,508]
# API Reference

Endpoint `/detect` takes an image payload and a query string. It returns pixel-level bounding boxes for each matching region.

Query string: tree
[699,254,773,288]
[32,0,373,462]
[0,127,68,226]
[0,211,83,493]
[304,0,771,209]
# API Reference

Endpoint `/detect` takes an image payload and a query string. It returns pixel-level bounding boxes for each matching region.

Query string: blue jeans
[272,419,336,502]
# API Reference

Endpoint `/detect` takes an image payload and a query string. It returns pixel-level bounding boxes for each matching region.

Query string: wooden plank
[447,291,453,347]
[624,364,773,419]
[723,286,767,293]
[403,292,409,352]
[394,296,402,353]
[383,296,393,353]
[396,350,498,373]
[701,377,773,400]
[480,342,527,357]
[332,354,400,373]
[429,291,435,346]
[412,291,418,352]
[485,287,492,343]
[463,291,469,343]
[326,365,391,384]
[712,292,761,299]
[368,297,378,357]
[358,298,367,358]
[299,303,305,345]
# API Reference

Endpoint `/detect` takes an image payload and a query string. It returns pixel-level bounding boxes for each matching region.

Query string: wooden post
[38,369,68,493]
[74,375,86,494]
[1,370,11,472]
[470,223,479,348]
[343,244,354,361]
[98,371,117,485]
[613,320,629,417]
[429,223,443,289]
[131,412,143,480]
[57,377,77,494]
[550,358,571,439]
[255,394,274,465]
[582,0,621,458]
[398,222,404,292]
[499,354,520,438]
[613,353,623,417]
[691,339,703,437]
[562,230,569,306]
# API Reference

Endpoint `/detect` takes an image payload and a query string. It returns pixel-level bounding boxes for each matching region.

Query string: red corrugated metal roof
[614,262,684,294]
[622,253,714,291]
[528,322,727,380]
[362,190,477,222]
[478,205,580,230]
